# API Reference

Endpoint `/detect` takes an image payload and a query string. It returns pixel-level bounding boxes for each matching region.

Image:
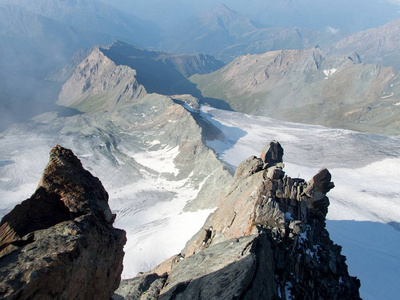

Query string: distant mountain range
[1,0,400,137]
[162,4,340,62]
[0,0,161,47]
[0,0,159,131]
[191,48,400,136]
[332,18,400,70]
[101,0,400,33]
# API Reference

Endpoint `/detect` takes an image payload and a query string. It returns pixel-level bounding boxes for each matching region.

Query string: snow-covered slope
[200,105,400,300]
[1,103,398,298]
[0,96,231,278]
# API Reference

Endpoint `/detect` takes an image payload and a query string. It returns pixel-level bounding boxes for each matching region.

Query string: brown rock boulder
[0,145,126,300]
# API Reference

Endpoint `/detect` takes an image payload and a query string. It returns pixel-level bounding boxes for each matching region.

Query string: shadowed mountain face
[191,48,400,136]
[99,41,224,96]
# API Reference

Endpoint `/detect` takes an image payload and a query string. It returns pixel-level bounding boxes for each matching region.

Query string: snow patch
[132,146,180,176]
[323,68,337,77]
[381,92,394,99]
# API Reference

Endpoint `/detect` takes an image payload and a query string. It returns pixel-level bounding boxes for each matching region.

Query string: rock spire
[115,141,360,299]
[0,145,126,300]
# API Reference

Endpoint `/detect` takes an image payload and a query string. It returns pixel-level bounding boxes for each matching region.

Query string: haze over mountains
[0,0,160,131]
[162,4,339,62]
[2,0,400,133]
[0,0,400,299]
[100,0,400,33]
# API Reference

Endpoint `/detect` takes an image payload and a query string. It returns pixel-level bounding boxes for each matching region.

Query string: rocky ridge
[0,145,126,299]
[114,141,360,299]
[332,18,400,70]
[99,41,224,96]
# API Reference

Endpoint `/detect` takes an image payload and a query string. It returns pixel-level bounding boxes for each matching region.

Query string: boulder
[0,145,126,300]
[260,140,284,168]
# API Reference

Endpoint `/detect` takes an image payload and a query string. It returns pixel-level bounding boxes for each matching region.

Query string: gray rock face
[0,145,126,300]
[58,47,147,112]
[115,141,360,299]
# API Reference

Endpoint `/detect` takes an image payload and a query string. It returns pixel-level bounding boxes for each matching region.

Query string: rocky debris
[0,145,126,300]
[115,141,360,299]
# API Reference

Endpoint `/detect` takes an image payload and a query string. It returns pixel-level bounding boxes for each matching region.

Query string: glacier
[201,105,400,300]
[0,104,399,299]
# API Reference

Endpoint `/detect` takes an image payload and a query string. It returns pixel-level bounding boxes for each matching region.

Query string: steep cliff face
[115,141,360,299]
[0,145,126,300]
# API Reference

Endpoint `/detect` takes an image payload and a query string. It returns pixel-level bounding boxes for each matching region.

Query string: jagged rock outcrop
[115,141,360,299]
[0,145,126,299]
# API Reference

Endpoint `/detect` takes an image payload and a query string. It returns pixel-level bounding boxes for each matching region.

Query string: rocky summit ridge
[0,145,126,299]
[114,141,360,299]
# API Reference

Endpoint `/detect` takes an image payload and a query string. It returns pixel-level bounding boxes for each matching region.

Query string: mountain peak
[57,47,146,112]
[212,3,234,14]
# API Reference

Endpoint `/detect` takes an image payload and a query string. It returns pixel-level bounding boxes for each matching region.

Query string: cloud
[325,26,340,34]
